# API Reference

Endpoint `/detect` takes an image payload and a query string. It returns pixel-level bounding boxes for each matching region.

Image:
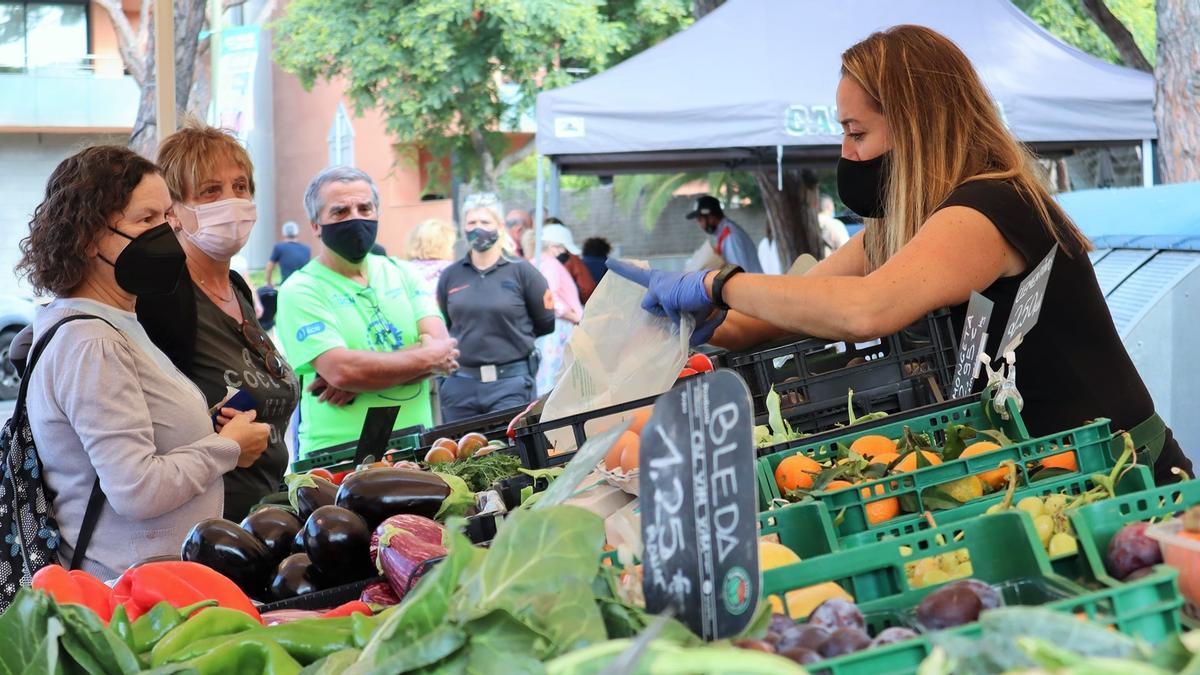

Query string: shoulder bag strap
[18,314,115,571]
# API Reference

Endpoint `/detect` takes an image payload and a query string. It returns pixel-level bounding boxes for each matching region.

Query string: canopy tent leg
[155,0,176,148]
[776,145,783,191]
[534,153,545,259]
[548,161,561,219]
[1141,139,1154,187]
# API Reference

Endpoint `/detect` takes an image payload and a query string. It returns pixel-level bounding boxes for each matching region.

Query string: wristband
[710,264,743,311]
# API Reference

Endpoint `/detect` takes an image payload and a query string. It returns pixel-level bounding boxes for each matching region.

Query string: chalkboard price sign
[998,246,1057,357]
[949,292,994,400]
[638,370,759,641]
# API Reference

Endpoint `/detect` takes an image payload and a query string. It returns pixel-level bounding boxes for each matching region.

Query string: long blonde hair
[405,218,456,261]
[841,25,1091,271]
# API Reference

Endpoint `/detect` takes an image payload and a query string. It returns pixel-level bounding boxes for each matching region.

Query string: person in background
[505,209,532,257]
[138,120,298,521]
[757,231,783,275]
[541,219,596,304]
[580,237,612,284]
[521,228,584,396]
[16,145,269,578]
[404,218,457,297]
[276,166,458,457]
[687,194,763,273]
[264,221,311,288]
[436,194,554,421]
[818,194,851,258]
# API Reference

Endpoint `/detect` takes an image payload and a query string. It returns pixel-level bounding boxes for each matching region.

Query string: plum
[768,612,795,636]
[779,647,822,665]
[1106,522,1162,580]
[818,627,871,658]
[871,626,920,646]
[1124,566,1156,581]
[732,639,776,653]
[777,624,830,653]
[808,598,865,631]
[916,584,983,630]
[951,579,1002,610]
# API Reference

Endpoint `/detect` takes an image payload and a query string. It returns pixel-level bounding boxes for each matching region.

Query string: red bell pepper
[31,565,113,622]
[320,600,373,619]
[113,561,261,624]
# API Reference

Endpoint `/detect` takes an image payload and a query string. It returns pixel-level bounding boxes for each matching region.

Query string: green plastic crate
[1071,478,1200,587]
[757,501,839,561]
[760,511,1182,675]
[761,416,1117,541]
[290,430,424,473]
[756,394,1031,509]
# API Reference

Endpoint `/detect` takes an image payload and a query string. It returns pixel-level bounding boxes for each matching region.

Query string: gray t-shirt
[190,285,298,521]
[27,299,240,580]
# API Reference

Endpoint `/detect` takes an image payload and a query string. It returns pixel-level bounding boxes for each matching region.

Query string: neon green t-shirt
[276,255,442,457]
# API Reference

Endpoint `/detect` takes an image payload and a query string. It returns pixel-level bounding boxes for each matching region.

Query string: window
[0,1,88,73]
[327,103,355,167]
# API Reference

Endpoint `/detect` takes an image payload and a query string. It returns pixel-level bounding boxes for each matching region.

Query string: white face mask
[177,198,257,262]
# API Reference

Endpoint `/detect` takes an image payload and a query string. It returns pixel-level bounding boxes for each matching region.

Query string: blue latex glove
[606,259,725,347]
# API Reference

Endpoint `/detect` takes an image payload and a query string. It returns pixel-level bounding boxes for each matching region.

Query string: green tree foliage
[1014,0,1155,64]
[273,0,690,191]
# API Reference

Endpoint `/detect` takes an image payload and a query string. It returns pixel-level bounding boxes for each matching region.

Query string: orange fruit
[860,484,900,524]
[775,455,821,492]
[959,441,1005,489]
[870,452,900,468]
[849,435,898,458]
[1041,450,1078,472]
[619,434,641,473]
[627,407,653,434]
[823,480,854,492]
[605,431,639,472]
[892,451,943,473]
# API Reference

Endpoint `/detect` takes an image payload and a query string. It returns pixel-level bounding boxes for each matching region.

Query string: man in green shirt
[277,166,459,457]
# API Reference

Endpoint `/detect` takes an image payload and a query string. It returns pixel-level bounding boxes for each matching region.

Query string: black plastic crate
[511,394,658,469]
[755,381,921,457]
[420,404,526,446]
[726,310,956,422]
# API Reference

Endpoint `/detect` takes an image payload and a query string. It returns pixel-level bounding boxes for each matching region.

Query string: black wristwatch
[710,264,743,311]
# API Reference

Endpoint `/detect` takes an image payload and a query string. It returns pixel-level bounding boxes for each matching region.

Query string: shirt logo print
[447,284,470,295]
[296,321,326,342]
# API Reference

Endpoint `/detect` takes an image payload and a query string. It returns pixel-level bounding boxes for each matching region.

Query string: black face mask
[837,153,890,219]
[464,227,500,253]
[555,251,570,264]
[320,218,378,263]
[99,222,186,297]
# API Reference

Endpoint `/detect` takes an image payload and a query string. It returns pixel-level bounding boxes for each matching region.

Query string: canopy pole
[155,0,176,148]
[1141,139,1153,187]
[534,153,545,260]
[548,161,561,219]
[776,145,783,191]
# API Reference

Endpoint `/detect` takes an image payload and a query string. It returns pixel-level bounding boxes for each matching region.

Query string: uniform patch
[296,321,326,342]
[543,289,554,310]
[448,284,470,295]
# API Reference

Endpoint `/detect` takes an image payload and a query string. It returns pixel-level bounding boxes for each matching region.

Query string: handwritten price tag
[997,246,1057,358]
[639,371,758,641]
[950,292,994,399]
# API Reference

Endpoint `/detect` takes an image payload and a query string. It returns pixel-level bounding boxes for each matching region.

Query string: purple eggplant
[302,505,375,585]
[369,514,444,563]
[335,468,450,530]
[375,524,446,599]
[182,518,274,599]
[241,507,303,565]
[270,552,320,601]
[360,580,401,606]
[287,474,338,522]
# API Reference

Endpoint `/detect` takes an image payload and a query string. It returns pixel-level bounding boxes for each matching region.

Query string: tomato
[308,468,335,482]
[678,367,699,379]
[686,353,715,373]
[331,470,353,485]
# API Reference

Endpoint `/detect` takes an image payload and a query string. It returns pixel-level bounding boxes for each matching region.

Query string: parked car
[0,296,36,400]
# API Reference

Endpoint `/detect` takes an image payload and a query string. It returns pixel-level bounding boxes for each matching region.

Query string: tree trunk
[127,0,209,156]
[1079,0,1152,72]
[1154,0,1200,183]
[754,169,821,267]
[693,0,724,19]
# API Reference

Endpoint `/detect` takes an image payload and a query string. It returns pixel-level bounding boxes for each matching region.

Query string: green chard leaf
[433,472,476,520]
[56,603,141,675]
[0,590,67,675]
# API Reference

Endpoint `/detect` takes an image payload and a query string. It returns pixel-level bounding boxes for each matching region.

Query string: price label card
[997,246,1057,358]
[639,370,758,641]
[949,292,994,400]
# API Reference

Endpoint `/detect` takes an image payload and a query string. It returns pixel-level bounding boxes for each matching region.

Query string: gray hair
[303,166,380,223]
[281,221,300,238]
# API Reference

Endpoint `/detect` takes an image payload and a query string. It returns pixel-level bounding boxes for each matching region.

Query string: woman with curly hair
[15,145,270,579]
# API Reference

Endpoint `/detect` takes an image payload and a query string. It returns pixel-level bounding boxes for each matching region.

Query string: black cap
[685,195,722,220]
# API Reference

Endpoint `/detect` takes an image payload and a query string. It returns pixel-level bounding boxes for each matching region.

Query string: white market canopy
[534,0,1156,175]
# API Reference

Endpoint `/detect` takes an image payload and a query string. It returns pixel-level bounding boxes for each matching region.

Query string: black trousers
[438,373,536,423]
[1155,427,1192,485]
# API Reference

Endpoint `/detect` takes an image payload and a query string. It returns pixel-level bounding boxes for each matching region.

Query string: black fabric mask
[555,251,570,264]
[320,218,378,263]
[99,222,186,297]
[464,227,500,253]
[837,153,890,219]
